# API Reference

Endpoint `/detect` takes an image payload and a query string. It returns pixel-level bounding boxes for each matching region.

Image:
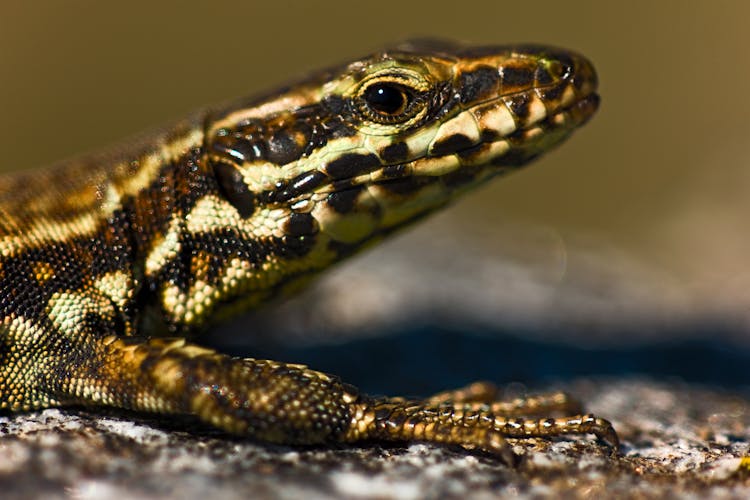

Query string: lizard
[0,39,617,463]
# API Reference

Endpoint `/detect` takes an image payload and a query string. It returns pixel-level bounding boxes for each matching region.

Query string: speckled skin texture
[0,40,614,460]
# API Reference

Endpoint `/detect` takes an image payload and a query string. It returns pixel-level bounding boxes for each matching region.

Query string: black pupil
[364,84,407,114]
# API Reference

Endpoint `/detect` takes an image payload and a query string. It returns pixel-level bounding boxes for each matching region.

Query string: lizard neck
[120,122,332,335]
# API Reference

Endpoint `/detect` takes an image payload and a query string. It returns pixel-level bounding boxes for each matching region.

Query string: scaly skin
[0,39,616,462]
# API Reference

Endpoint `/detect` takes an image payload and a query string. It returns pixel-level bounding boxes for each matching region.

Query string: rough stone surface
[1,380,749,499]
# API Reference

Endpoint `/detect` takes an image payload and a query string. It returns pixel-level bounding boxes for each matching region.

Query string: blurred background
[2,1,750,393]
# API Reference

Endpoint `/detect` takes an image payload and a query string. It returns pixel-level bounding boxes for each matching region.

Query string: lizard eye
[362,83,410,116]
[351,70,432,131]
[355,75,428,125]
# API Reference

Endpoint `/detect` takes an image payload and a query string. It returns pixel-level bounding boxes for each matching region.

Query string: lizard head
[171,40,598,327]
[207,39,597,244]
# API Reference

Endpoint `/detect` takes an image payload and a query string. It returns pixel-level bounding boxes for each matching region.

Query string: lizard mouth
[560,92,600,127]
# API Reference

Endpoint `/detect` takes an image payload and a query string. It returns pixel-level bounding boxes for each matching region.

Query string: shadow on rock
[212,324,750,397]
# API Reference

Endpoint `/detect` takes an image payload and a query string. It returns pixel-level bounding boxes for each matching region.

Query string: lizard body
[0,40,616,461]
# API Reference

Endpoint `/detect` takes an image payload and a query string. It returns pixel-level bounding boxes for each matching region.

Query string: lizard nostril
[545,60,572,81]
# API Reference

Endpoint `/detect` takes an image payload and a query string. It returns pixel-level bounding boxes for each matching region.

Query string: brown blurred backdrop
[2,1,750,334]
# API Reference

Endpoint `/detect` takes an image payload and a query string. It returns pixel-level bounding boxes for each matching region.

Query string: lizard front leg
[84,336,520,453]
[29,332,616,463]
[0,307,617,464]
